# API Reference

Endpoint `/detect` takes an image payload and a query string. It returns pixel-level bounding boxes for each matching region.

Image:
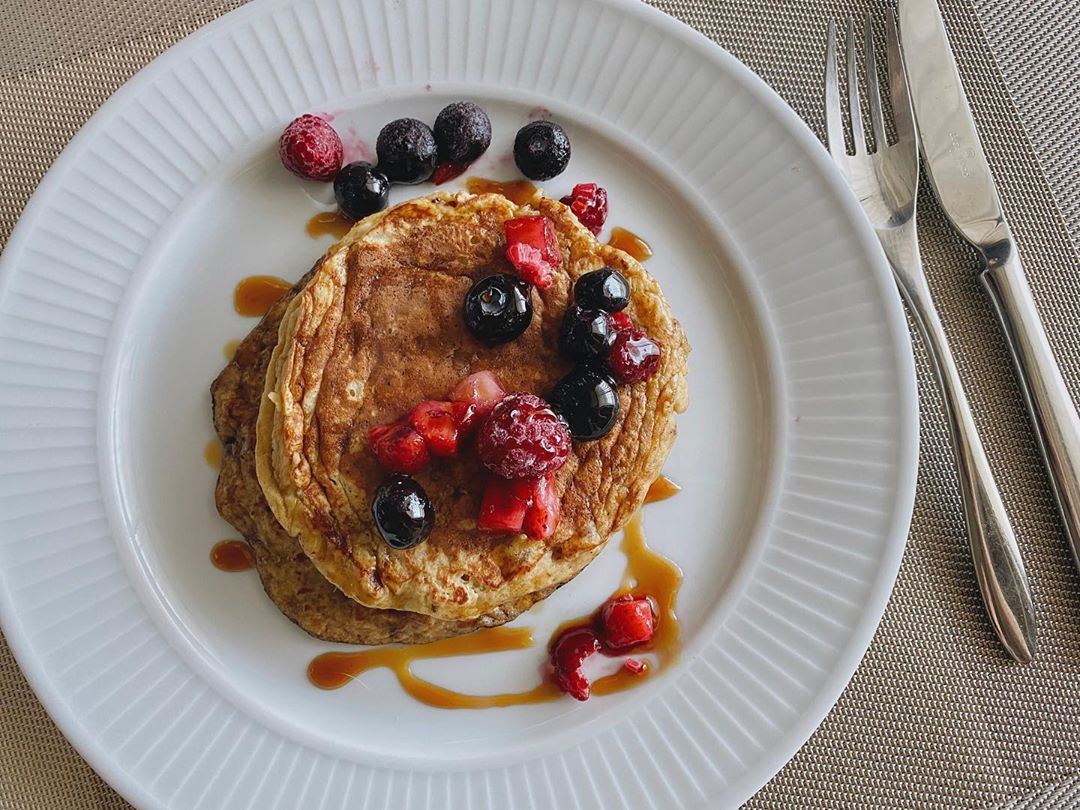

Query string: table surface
[1,1,1078,808]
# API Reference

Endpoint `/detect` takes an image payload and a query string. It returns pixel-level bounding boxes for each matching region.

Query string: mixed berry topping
[574,267,629,312]
[368,422,430,474]
[371,474,435,549]
[606,328,662,385]
[600,595,656,650]
[560,183,608,235]
[334,161,390,219]
[463,274,533,345]
[477,474,560,540]
[504,215,562,289]
[434,101,492,165]
[407,400,460,458]
[514,120,571,180]
[448,370,507,434]
[279,114,343,181]
[376,118,437,184]
[551,628,601,701]
[476,393,571,480]
[608,311,634,332]
[549,366,620,441]
[558,304,616,361]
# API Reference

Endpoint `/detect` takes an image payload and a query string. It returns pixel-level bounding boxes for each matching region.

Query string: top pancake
[256,191,689,621]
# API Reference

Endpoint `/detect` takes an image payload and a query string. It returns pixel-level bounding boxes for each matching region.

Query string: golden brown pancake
[256,191,690,621]
[211,270,554,644]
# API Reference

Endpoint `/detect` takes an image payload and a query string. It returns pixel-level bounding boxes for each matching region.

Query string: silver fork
[824,13,1036,662]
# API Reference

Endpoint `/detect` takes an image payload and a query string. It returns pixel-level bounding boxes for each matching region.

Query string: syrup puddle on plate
[607,227,653,262]
[234,275,291,317]
[223,339,241,360]
[308,478,683,707]
[465,176,539,206]
[204,438,223,470]
[306,210,354,240]
[210,540,255,572]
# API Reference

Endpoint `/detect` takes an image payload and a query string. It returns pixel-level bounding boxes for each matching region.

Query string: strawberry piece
[504,216,561,288]
[550,627,601,701]
[559,183,608,235]
[599,595,656,650]
[523,474,561,540]
[449,371,507,434]
[368,422,430,474]
[477,477,534,534]
[432,161,469,185]
[408,400,459,457]
[623,658,646,674]
[608,311,634,332]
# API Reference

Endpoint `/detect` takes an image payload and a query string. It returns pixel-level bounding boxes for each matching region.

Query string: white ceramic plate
[0,0,917,807]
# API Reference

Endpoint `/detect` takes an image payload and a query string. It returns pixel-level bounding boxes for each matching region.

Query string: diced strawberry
[408,400,460,457]
[477,477,534,534]
[623,658,646,674]
[504,216,561,289]
[432,161,469,185]
[599,595,656,650]
[608,311,633,332]
[368,422,430,474]
[449,371,506,434]
[522,474,561,540]
[550,627,601,701]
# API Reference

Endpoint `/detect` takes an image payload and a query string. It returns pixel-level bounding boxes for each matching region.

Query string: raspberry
[279,115,343,181]
[476,393,571,479]
[606,327,662,384]
[550,627,600,701]
[608,311,634,332]
[599,595,656,650]
[408,400,459,457]
[368,422,430,474]
[504,216,561,288]
[560,183,608,235]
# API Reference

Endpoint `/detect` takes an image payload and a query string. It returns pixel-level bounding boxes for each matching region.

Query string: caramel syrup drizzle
[234,275,291,317]
[607,227,653,262]
[204,438,223,469]
[210,540,255,572]
[306,210,354,240]
[465,176,539,206]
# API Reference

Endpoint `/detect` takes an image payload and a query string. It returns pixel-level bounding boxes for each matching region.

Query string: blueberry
[371,475,434,550]
[559,304,615,361]
[376,118,437,184]
[575,268,630,312]
[434,102,492,164]
[513,121,571,181]
[334,162,390,219]
[464,274,533,345]
[549,367,620,441]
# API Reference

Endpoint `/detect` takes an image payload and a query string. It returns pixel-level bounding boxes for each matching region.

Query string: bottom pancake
[211,267,557,644]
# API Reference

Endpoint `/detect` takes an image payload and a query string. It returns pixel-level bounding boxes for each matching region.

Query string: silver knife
[900,0,1080,578]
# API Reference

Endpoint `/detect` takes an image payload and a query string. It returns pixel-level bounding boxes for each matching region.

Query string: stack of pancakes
[211,191,689,645]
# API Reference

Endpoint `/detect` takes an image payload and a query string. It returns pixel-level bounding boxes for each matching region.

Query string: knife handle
[983,250,1080,574]
[899,271,1035,662]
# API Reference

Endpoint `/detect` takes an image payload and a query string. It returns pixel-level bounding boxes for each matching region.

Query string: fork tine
[864,13,887,150]
[845,19,865,153]
[885,9,916,146]
[824,20,844,157]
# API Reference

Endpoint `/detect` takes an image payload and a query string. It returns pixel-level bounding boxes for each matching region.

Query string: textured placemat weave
[1,1,1078,808]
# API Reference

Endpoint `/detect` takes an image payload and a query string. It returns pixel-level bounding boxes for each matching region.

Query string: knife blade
[900,0,1080,581]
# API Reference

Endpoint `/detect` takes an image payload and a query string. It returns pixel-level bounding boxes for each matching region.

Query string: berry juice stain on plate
[465,176,538,206]
[204,438,223,469]
[210,540,255,572]
[308,481,682,707]
[608,227,653,262]
[306,210,354,240]
[234,275,291,317]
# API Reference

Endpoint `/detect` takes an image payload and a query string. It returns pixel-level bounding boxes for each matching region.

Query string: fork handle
[983,250,1080,580]
[898,271,1036,663]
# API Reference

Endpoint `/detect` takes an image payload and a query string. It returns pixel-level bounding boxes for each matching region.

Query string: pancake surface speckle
[254,191,689,621]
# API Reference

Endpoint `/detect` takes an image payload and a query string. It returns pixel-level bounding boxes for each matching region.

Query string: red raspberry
[608,311,633,332]
[606,327,662,384]
[449,371,507,435]
[599,595,656,650]
[560,183,608,235]
[522,474,561,540]
[408,400,460,457]
[477,476,534,534]
[476,393,571,479]
[550,627,600,701]
[504,216,561,288]
[279,114,343,181]
[368,422,430,474]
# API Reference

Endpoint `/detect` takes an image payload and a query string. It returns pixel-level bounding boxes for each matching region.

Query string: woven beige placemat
[1,1,1077,808]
